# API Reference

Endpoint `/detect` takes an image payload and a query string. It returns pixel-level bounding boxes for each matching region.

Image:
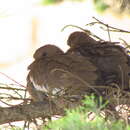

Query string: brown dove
[67,31,130,90]
[67,31,98,48]
[27,44,98,102]
[27,74,48,102]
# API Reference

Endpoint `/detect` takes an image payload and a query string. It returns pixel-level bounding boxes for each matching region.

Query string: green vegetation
[93,0,109,13]
[43,95,130,130]
[40,0,85,5]
[40,0,62,5]
[1,95,130,129]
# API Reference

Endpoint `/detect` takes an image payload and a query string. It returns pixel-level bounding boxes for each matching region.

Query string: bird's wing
[44,54,98,95]
[27,53,98,97]
[68,43,130,89]
[27,74,47,102]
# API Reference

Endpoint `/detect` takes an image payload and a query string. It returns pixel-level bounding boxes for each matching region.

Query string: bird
[27,44,98,103]
[67,31,98,48]
[67,31,130,90]
[27,45,64,102]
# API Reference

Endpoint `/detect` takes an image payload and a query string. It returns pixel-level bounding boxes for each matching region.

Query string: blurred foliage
[93,0,110,13]
[93,0,130,13]
[41,0,63,5]
[43,95,129,130]
[40,0,85,5]
[40,0,129,14]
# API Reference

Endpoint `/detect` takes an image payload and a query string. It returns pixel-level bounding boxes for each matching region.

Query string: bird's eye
[42,52,47,57]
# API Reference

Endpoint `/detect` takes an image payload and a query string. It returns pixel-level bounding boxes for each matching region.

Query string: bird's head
[67,31,97,48]
[33,44,64,60]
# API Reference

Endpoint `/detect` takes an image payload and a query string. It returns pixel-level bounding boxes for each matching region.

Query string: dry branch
[0,101,62,125]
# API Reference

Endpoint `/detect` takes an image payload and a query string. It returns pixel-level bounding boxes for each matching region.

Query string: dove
[67,31,98,48]
[27,74,48,102]
[27,45,64,101]
[67,31,130,90]
[27,44,98,102]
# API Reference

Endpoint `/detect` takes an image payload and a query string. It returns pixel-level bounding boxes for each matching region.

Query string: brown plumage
[27,74,48,102]
[67,31,130,90]
[67,31,98,48]
[27,44,98,101]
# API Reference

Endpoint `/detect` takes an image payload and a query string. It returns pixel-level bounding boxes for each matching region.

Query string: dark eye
[42,52,47,57]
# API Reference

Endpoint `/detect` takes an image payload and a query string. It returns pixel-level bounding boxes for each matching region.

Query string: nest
[0,17,130,127]
[61,17,130,122]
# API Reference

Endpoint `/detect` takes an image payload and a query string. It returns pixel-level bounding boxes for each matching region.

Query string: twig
[119,38,130,49]
[0,93,16,98]
[92,17,130,34]
[0,92,30,103]
[13,89,23,99]
[8,122,15,129]
[0,99,14,107]
[86,21,111,41]
[0,96,31,101]
[62,24,104,41]
[26,121,30,130]
[86,22,99,26]
[106,24,111,41]
[0,86,25,91]
[23,89,28,102]
[61,24,90,34]
[0,72,26,88]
